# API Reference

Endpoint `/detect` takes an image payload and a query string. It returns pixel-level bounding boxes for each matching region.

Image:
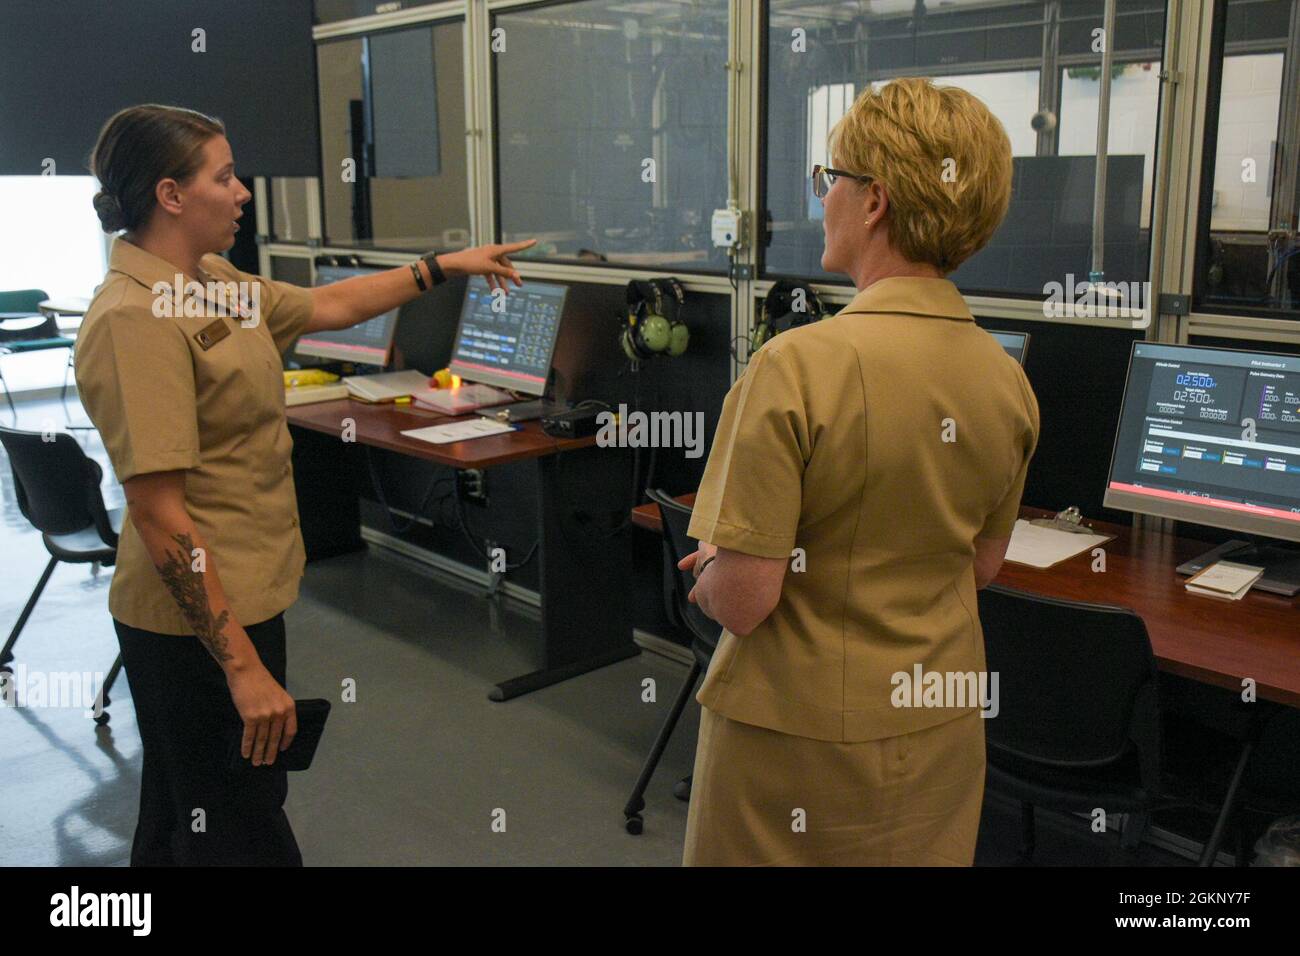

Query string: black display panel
[1106,342,1300,539]
[0,0,318,176]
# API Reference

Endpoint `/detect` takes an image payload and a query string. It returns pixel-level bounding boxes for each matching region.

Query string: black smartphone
[227,698,331,772]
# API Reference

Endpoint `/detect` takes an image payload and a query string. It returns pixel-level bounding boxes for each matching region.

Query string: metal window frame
[311,5,472,248]
[313,1,465,39]
[267,0,1300,385]
[1185,0,1300,328]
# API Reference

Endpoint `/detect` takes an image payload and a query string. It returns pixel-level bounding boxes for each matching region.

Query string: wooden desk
[287,398,637,701]
[631,496,1300,708]
[632,493,695,533]
[285,398,595,468]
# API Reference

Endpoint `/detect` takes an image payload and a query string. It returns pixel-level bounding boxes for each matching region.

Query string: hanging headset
[748,280,826,359]
[620,277,689,363]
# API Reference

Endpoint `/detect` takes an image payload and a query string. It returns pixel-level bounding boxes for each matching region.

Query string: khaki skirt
[682,706,985,866]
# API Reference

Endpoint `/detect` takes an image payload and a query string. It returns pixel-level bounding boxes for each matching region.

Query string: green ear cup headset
[749,280,826,358]
[621,277,689,362]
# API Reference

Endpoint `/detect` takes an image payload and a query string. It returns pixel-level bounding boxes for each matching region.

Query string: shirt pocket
[189,319,283,448]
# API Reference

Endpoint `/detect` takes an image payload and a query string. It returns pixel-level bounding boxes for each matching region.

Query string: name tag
[194,319,231,351]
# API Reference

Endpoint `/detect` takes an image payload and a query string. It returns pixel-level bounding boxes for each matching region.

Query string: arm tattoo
[156,532,232,663]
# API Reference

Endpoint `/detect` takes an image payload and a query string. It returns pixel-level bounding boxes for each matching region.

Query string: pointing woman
[76,104,534,865]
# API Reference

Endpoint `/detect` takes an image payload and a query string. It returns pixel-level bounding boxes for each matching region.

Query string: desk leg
[289,425,365,563]
[489,447,638,701]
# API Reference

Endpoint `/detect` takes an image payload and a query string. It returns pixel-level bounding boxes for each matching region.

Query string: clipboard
[1005,510,1115,569]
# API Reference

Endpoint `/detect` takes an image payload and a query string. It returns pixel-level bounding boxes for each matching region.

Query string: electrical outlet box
[711,207,745,248]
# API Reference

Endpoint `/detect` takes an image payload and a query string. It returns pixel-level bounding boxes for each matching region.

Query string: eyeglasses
[811,164,873,199]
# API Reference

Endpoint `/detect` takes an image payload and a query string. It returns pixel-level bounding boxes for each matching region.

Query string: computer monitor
[448,276,567,396]
[988,330,1030,366]
[1105,342,1300,592]
[296,265,400,366]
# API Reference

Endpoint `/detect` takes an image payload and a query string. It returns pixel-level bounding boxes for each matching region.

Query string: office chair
[0,425,124,725]
[623,489,722,835]
[0,289,75,424]
[978,584,1256,866]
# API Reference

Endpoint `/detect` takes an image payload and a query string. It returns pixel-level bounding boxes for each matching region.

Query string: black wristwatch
[409,252,447,292]
[423,252,447,287]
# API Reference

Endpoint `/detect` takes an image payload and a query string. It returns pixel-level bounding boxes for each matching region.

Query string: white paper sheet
[401,419,516,445]
[1004,519,1112,568]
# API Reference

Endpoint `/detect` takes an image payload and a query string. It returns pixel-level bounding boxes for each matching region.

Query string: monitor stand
[1176,539,1300,597]
[475,366,566,423]
[477,398,567,424]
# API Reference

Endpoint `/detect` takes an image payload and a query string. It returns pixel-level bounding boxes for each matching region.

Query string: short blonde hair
[828,77,1013,273]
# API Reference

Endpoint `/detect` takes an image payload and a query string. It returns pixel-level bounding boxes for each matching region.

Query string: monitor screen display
[988,330,1029,366]
[1104,342,1300,542]
[296,265,399,366]
[448,276,567,396]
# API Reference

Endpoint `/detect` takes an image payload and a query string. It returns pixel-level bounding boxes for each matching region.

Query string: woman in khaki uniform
[76,105,534,865]
[680,78,1040,866]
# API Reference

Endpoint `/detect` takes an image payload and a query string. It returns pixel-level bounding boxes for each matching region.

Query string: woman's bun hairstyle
[92,191,127,232]
[88,104,225,234]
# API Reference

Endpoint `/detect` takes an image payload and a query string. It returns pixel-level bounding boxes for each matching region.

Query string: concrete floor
[0,396,1187,866]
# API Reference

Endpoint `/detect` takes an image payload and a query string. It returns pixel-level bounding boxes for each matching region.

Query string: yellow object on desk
[284,369,340,389]
[284,369,347,406]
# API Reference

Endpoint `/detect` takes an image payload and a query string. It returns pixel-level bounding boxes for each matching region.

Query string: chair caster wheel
[94,711,110,726]
[625,815,643,835]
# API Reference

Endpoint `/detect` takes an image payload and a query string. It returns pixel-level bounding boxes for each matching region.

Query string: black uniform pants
[114,614,303,866]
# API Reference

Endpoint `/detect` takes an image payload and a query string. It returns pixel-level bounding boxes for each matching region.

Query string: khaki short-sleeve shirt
[74,238,314,634]
[688,277,1040,742]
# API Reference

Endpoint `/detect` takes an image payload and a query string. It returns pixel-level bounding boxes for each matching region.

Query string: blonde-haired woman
[679,78,1040,866]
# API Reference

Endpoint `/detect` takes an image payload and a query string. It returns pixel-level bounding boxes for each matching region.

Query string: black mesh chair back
[646,489,722,652]
[977,583,1160,771]
[0,426,117,547]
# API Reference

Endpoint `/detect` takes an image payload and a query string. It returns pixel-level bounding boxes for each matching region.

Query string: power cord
[367,443,539,572]
[454,489,538,571]
[364,445,455,534]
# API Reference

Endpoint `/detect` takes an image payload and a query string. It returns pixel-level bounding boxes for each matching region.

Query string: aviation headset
[620,277,689,362]
[749,280,826,356]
